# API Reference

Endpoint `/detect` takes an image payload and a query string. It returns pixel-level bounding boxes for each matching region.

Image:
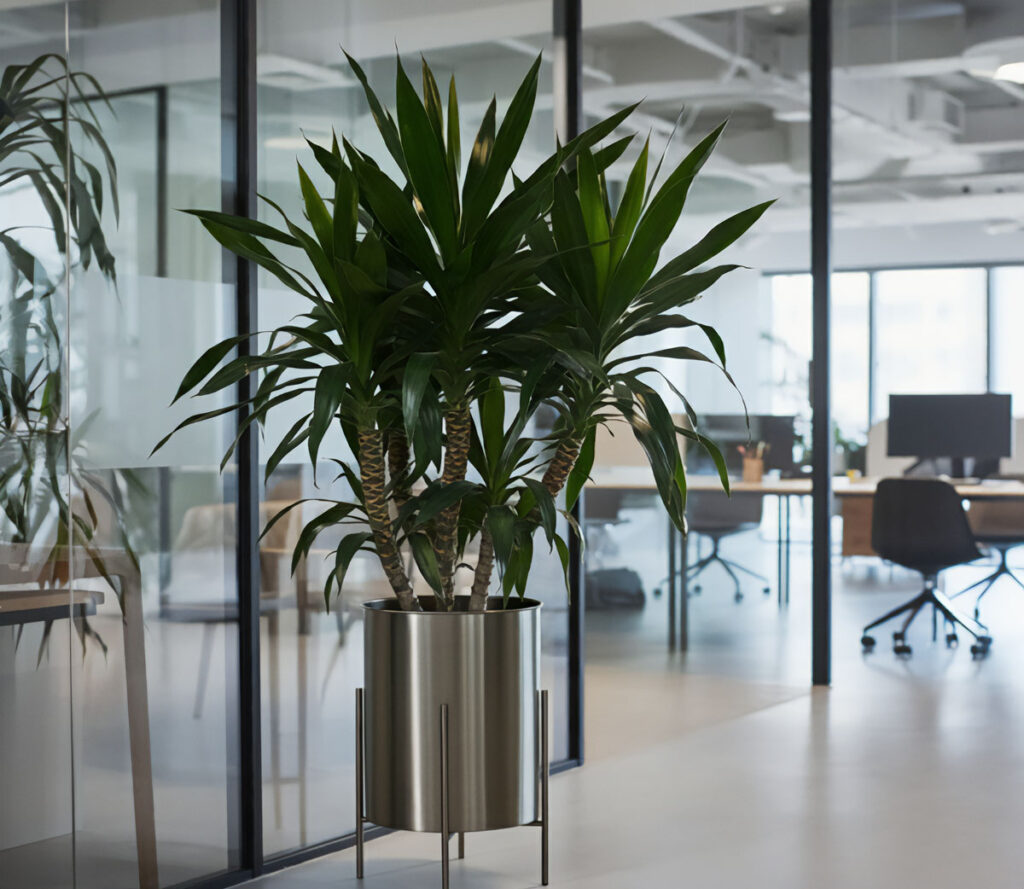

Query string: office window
[873,268,987,421]
[769,272,870,443]
[991,266,1024,409]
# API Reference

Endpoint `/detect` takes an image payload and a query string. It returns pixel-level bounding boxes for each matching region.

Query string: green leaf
[402,353,437,441]
[609,138,648,272]
[343,50,410,179]
[446,76,461,192]
[172,332,252,402]
[565,426,596,510]
[522,477,556,546]
[328,531,373,605]
[576,148,611,299]
[309,365,346,469]
[462,97,496,222]
[461,54,541,237]
[395,56,458,259]
[478,377,506,468]
[647,200,774,288]
[409,532,444,595]
[550,170,596,304]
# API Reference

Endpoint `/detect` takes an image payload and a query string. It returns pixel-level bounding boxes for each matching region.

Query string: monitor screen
[887,394,1012,459]
[690,414,796,475]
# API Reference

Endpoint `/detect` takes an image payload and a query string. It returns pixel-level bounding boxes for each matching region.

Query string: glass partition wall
[830,0,1024,679]
[580,2,815,688]
[1,1,576,886]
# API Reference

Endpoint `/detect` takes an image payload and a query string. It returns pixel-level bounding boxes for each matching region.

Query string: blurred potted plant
[159,53,769,885]
[1,53,147,654]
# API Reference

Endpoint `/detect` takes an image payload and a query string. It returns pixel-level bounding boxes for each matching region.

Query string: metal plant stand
[355,687,550,888]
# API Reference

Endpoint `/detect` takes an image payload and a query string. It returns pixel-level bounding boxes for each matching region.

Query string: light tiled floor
[250,504,1024,889]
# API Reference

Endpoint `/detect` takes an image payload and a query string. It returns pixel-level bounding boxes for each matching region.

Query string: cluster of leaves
[162,51,770,611]
[2,53,146,652]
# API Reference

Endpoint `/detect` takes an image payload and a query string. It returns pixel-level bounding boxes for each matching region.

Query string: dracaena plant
[159,52,768,615]
[1,54,147,621]
[514,127,773,536]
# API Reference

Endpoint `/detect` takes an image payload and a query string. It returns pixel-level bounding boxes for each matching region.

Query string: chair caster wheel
[653,587,662,598]
[692,585,702,596]
[762,586,771,595]
[734,592,744,603]
[970,641,990,658]
[861,635,876,650]
[893,630,906,643]
[977,635,992,645]
[894,643,912,657]
[945,633,958,648]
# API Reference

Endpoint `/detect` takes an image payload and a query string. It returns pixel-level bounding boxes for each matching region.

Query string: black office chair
[686,490,771,602]
[861,478,991,658]
[954,499,1024,621]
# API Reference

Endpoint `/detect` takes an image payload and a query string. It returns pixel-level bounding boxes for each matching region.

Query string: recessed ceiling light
[767,3,786,14]
[994,62,1024,84]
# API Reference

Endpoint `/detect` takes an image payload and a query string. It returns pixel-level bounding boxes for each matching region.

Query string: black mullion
[221,0,262,876]
[810,0,833,687]
[554,0,585,766]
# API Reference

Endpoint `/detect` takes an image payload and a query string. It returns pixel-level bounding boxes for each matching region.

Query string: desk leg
[121,575,159,889]
[777,496,784,608]
[678,526,688,651]
[667,514,677,651]
[785,497,792,606]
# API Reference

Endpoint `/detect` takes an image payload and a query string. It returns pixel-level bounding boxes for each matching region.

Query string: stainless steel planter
[361,595,541,833]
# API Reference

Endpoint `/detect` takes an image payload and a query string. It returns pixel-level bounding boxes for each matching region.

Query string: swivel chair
[861,478,990,658]
[686,490,770,602]
[954,499,1024,621]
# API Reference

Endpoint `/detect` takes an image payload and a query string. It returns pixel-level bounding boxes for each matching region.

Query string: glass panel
[0,6,75,886]
[770,272,870,463]
[832,0,1024,680]
[67,2,241,886]
[873,268,987,421]
[991,266,1024,408]
[255,0,564,857]
[582,3,812,688]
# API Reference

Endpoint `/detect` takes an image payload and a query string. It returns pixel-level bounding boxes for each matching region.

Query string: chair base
[686,536,771,602]
[861,577,991,659]
[952,545,1024,621]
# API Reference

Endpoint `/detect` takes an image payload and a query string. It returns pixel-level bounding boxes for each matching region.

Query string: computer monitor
[689,414,797,477]
[887,393,1012,478]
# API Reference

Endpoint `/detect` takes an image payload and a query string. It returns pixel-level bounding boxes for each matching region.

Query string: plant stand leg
[540,688,549,887]
[458,832,465,859]
[356,688,364,879]
[440,703,450,889]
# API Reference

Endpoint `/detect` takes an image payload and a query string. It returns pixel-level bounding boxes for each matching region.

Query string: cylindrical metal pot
[362,595,541,833]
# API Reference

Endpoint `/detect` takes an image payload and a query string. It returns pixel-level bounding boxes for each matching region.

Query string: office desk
[587,469,812,650]
[587,469,1024,651]
[0,546,157,889]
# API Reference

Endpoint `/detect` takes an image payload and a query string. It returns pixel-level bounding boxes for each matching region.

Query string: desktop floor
[250,501,1024,889]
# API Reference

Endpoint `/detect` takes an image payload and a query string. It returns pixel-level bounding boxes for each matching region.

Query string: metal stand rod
[458,832,465,859]
[440,703,450,889]
[540,689,549,886]
[356,688,364,879]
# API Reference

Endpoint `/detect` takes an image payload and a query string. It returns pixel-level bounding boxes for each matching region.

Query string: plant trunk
[358,427,421,612]
[468,528,494,611]
[541,436,582,497]
[386,429,411,511]
[432,405,472,607]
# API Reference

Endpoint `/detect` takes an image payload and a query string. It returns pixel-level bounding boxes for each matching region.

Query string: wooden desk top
[588,467,1024,500]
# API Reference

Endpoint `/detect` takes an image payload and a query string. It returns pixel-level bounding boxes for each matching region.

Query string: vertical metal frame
[810,0,833,686]
[554,0,586,767]
[985,267,995,391]
[221,0,262,876]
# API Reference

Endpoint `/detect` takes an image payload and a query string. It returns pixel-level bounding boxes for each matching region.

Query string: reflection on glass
[255,3,563,856]
[66,2,239,887]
